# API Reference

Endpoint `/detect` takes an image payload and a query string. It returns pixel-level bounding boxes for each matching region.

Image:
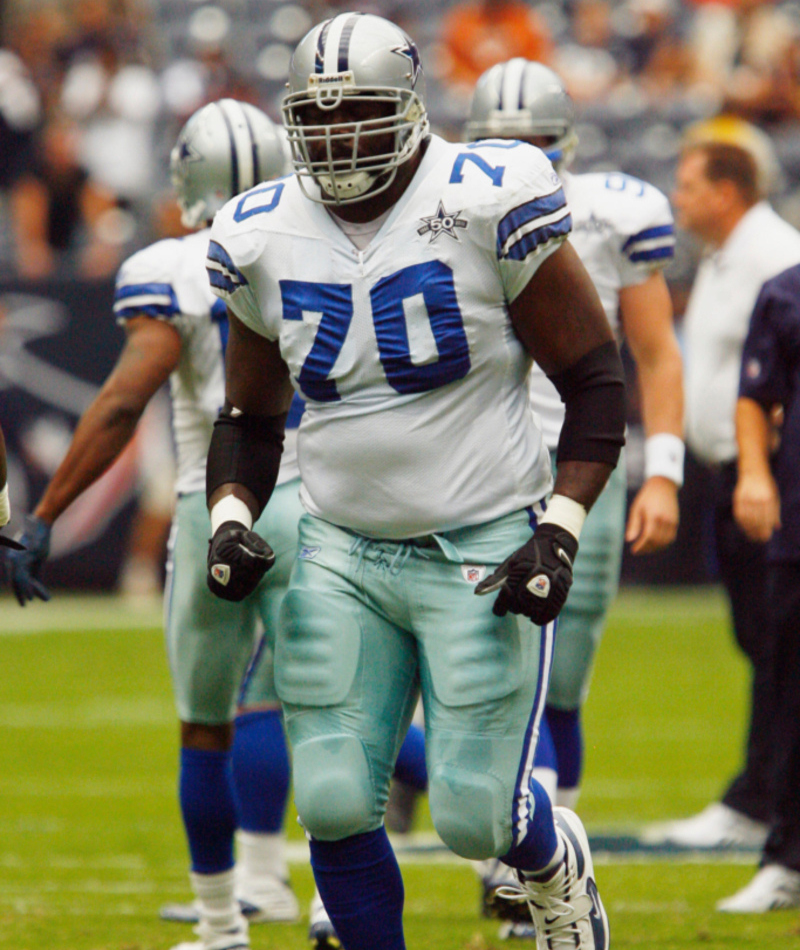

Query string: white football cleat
[497,806,609,949]
[169,915,249,950]
[238,875,299,922]
[643,803,769,849]
[717,864,800,913]
[160,875,299,924]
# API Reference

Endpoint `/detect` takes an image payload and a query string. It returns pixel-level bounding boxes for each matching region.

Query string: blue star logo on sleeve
[417,201,469,242]
[391,41,422,86]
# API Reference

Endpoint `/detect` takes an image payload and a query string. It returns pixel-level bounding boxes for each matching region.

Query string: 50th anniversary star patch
[418,202,468,242]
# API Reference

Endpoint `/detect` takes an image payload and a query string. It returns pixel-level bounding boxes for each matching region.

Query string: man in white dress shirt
[654,140,800,848]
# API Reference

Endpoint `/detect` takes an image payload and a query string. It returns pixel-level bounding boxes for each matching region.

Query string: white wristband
[644,433,685,487]
[210,495,253,534]
[539,493,587,542]
[0,484,9,527]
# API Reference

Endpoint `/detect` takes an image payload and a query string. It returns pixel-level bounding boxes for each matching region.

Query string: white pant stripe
[513,617,557,845]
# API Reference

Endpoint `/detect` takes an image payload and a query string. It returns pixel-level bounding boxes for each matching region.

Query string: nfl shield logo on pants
[461,565,487,584]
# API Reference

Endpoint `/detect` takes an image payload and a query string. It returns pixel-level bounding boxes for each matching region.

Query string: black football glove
[475,522,579,626]
[3,514,51,606]
[207,520,275,602]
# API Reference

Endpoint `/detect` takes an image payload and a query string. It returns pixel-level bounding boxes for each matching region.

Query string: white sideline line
[0,594,162,634]
[282,836,761,867]
[0,588,729,636]
[0,835,759,886]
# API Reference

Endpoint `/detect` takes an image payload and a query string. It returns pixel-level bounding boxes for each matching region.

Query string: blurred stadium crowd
[3,0,800,286]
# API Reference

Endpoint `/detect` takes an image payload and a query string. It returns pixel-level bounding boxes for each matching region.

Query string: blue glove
[4,515,52,606]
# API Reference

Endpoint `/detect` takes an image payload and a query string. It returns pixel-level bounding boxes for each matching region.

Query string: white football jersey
[208,135,570,539]
[528,169,675,448]
[113,228,301,495]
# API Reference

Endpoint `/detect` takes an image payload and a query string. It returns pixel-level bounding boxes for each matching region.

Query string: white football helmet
[170,98,289,228]
[282,12,429,205]
[465,59,578,171]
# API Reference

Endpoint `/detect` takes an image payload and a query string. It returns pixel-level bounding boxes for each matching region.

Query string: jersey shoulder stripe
[497,184,571,261]
[207,239,249,296]
[622,222,675,264]
[113,281,180,320]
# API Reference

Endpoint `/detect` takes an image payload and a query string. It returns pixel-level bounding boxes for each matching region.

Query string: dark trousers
[762,562,800,871]
[709,461,777,823]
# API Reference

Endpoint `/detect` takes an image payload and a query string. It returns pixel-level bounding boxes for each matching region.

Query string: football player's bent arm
[509,240,626,516]
[619,271,684,554]
[34,316,181,526]
[206,311,295,527]
[475,242,625,625]
[733,396,780,543]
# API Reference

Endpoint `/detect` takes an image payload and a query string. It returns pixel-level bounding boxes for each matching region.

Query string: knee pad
[292,734,378,841]
[428,763,511,860]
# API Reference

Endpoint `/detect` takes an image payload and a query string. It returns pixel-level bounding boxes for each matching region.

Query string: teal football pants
[275,509,556,861]
[164,478,303,724]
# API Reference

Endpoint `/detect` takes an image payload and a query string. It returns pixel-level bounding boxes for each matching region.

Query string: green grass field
[2,587,800,949]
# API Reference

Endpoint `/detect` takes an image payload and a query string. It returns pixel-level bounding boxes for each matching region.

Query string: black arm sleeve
[548,340,626,467]
[206,401,287,517]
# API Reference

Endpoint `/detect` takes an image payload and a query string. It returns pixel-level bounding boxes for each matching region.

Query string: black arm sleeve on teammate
[548,339,626,467]
[206,402,287,518]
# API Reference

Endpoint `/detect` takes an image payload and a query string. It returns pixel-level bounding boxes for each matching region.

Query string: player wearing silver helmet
[467,59,684,938]
[3,99,302,950]
[206,12,624,950]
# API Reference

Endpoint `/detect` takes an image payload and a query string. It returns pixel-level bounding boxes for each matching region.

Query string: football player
[204,13,624,950]
[465,59,684,936]
[2,99,301,950]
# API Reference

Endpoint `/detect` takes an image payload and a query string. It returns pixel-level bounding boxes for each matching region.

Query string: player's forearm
[633,339,685,488]
[0,426,7,490]
[736,397,773,477]
[549,340,627,514]
[34,393,144,525]
[552,460,615,513]
[637,346,684,440]
[0,428,8,526]
[206,403,287,530]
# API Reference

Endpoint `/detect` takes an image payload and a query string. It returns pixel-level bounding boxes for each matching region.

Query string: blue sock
[533,711,557,771]
[501,777,559,873]
[179,747,236,874]
[231,710,290,833]
[393,723,428,790]
[310,828,405,950]
[546,706,582,789]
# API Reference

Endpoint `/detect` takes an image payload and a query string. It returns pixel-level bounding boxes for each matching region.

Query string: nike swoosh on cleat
[587,877,608,950]
[554,812,586,880]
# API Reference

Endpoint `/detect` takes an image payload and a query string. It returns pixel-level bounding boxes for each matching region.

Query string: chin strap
[319,169,378,201]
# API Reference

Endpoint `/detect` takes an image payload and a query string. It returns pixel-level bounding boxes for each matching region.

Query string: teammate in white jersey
[204,14,625,949]
[2,100,300,950]
[465,59,684,936]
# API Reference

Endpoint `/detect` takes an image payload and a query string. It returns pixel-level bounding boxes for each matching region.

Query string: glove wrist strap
[210,495,253,534]
[538,494,586,542]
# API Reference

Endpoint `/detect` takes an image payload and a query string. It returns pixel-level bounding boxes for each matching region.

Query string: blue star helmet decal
[392,40,422,87]
[178,139,201,163]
